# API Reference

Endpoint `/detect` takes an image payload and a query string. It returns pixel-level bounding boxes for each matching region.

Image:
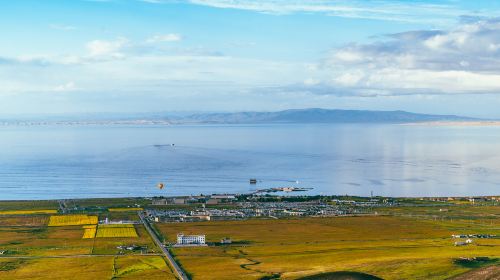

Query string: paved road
[139,212,189,280]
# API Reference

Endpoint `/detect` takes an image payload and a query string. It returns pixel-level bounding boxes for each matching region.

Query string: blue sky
[1,0,500,117]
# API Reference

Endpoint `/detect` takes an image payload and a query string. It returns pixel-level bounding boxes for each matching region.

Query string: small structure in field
[454,239,473,246]
[220,237,232,244]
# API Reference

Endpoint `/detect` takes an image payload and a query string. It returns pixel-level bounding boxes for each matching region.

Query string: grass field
[48,215,98,227]
[95,224,138,238]
[0,215,48,226]
[158,211,500,280]
[108,207,143,212]
[0,199,497,279]
[0,201,59,211]
[0,210,57,215]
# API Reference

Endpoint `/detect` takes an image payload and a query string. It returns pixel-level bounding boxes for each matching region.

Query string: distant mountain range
[176,108,477,124]
[0,109,478,125]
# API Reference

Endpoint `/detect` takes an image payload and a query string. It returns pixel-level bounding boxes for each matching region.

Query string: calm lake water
[1,124,499,199]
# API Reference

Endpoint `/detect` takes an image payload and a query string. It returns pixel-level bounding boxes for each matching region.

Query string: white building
[177,233,206,245]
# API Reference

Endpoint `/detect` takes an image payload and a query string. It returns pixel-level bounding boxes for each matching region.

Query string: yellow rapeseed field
[98,224,135,228]
[0,209,57,215]
[108,208,143,212]
[48,215,98,226]
[96,224,138,238]
[82,225,97,239]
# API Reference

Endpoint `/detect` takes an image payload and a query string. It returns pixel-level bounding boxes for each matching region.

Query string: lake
[1,124,499,199]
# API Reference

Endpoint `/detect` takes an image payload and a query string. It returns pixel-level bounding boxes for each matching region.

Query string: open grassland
[377,205,500,220]
[0,216,48,226]
[96,224,138,238]
[0,256,176,280]
[0,201,58,211]
[0,225,94,256]
[65,197,150,208]
[100,211,140,221]
[159,213,500,280]
[0,210,57,215]
[48,215,98,226]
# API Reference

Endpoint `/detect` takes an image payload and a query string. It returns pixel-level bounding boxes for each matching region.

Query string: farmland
[48,215,98,227]
[82,225,97,239]
[0,197,498,279]
[157,205,500,280]
[0,207,176,279]
[0,210,57,215]
[95,224,139,238]
[0,256,176,280]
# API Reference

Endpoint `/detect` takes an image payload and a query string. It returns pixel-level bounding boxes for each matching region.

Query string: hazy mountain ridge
[179,108,477,124]
[0,109,478,125]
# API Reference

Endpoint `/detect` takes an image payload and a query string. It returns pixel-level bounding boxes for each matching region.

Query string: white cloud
[3,17,500,115]
[54,82,77,92]
[86,38,128,58]
[146,33,182,43]
[181,0,479,25]
[316,18,500,96]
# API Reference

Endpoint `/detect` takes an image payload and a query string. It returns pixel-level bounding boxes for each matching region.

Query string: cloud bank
[1,16,500,114]
[308,18,500,96]
[158,0,495,26]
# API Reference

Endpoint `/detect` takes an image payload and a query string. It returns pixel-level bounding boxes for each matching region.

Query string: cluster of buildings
[146,199,371,223]
[237,201,356,217]
[451,233,497,246]
[421,196,499,203]
[330,198,394,206]
[152,194,237,206]
[452,234,496,239]
[148,208,245,222]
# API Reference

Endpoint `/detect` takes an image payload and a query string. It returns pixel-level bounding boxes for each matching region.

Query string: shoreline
[404,121,500,126]
[0,194,498,202]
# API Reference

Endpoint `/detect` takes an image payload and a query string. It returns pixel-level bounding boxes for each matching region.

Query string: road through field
[139,212,189,280]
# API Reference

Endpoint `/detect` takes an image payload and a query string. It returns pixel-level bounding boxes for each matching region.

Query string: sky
[1,0,500,117]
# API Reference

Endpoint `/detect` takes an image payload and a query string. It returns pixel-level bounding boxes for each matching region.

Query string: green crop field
[0,211,175,279]
[158,206,500,280]
[0,256,176,280]
[0,201,59,212]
